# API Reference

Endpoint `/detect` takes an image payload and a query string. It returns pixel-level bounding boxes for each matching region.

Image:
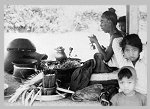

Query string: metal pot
[4,38,48,74]
[12,59,38,83]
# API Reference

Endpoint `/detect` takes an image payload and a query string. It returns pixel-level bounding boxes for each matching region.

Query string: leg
[93,53,114,73]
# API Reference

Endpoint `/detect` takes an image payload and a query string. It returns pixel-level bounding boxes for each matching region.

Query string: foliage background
[4,5,104,33]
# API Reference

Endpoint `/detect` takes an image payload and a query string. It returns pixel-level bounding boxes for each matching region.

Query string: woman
[89,8,123,69]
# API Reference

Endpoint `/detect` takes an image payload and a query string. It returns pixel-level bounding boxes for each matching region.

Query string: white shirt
[107,53,119,68]
[112,37,147,94]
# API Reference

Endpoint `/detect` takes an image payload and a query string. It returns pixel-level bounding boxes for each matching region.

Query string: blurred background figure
[117,16,126,37]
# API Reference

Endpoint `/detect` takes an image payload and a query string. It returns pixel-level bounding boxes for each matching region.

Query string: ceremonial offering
[54,46,67,62]
[42,69,57,95]
[42,69,56,88]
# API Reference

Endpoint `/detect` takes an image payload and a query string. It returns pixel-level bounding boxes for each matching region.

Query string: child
[117,16,126,37]
[110,66,147,106]
[112,34,147,95]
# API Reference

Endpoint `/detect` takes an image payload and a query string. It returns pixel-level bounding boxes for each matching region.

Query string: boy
[112,34,147,95]
[110,66,147,106]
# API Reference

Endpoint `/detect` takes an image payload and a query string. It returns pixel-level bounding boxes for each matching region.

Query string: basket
[42,86,56,95]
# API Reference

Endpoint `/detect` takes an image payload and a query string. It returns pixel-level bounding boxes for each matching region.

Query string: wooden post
[126,5,130,34]
[127,5,139,34]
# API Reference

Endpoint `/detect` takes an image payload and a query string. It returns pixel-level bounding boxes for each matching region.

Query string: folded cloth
[71,84,103,101]
[90,70,118,81]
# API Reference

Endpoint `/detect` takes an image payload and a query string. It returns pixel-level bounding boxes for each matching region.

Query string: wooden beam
[128,5,139,34]
[126,5,130,34]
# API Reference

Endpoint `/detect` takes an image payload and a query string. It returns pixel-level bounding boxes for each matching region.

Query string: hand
[101,45,106,51]
[88,34,98,44]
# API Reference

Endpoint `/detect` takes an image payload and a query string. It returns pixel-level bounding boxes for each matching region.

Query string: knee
[94,53,104,60]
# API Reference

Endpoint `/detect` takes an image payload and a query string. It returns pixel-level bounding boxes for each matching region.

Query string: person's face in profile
[100,17,111,33]
[118,22,126,33]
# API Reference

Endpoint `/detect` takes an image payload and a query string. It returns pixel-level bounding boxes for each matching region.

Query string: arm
[89,35,114,62]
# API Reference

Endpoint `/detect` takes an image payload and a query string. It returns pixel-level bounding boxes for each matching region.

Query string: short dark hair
[118,16,126,23]
[120,34,143,52]
[102,8,118,25]
[118,68,132,80]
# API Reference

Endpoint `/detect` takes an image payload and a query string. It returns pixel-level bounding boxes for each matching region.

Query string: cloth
[90,70,118,81]
[99,84,119,106]
[106,29,123,68]
[92,53,118,73]
[71,84,103,102]
[70,53,119,91]
[70,59,95,91]
[71,84,119,106]
[110,91,147,106]
[112,38,147,94]
[89,80,118,86]
[107,53,119,68]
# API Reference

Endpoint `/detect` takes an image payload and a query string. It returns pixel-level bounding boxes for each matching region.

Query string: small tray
[36,92,66,101]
